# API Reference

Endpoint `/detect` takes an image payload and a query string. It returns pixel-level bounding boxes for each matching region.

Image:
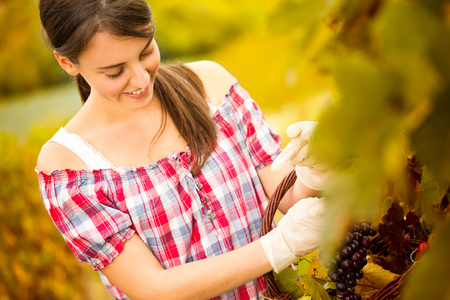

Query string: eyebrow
[97,37,154,71]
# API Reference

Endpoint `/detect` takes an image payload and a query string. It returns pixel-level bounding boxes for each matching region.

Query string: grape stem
[311,276,380,289]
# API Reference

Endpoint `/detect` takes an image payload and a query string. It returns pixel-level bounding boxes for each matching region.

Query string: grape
[321,220,375,300]
[345,272,355,281]
[359,257,368,267]
[343,232,354,245]
[360,235,370,247]
[355,270,364,279]
[351,224,361,232]
[357,249,366,257]
[349,241,360,251]
[328,270,341,282]
[351,252,362,262]
[336,282,347,292]
[352,232,363,242]
[360,223,371,234]
[346,286,355,294]
[340,259,355,270]
[347,279,357,287]
[341,246,353,258]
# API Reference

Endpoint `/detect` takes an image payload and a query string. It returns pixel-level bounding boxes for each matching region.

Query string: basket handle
[260,169,297,300]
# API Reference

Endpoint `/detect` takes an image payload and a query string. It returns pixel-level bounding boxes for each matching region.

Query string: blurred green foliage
[0,0,64,101]
[265,0,450,298]
[0,129,111,299]
[150,0,266,58]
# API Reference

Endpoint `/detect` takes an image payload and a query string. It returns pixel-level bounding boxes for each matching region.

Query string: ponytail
[154,63,217,174]
[76,74,90,104]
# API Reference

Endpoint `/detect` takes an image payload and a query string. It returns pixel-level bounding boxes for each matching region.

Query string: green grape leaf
[372,1,439,55]
[411,87,450,187]
[300,276,331,300]
[274,267,304,299]
[268,0,326,35]
[415,160,449,230]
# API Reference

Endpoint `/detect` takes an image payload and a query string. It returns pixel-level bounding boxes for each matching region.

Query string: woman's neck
[66,93,163,138]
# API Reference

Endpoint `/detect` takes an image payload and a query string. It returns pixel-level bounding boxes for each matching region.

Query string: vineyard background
[1,0,449,299]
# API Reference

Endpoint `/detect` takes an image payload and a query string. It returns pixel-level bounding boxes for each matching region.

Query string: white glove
[260,197,325,273]
[271,121,329,190]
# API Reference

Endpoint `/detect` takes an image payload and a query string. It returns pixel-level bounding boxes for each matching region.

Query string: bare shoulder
[185,60,236,106]
[37,141,87,173]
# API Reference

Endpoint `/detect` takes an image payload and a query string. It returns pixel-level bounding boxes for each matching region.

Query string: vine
[264,0,450,298]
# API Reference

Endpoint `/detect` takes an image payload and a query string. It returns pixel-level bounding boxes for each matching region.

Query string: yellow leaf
[300,276,331,300]
[363,262,398,287]
[305,250,328,279]
[356,262,399,296]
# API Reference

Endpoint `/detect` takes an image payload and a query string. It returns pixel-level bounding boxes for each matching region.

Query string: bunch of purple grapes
[324,220,377,300]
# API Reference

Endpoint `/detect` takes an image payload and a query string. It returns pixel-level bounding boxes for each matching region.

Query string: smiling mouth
[126,88,146,95]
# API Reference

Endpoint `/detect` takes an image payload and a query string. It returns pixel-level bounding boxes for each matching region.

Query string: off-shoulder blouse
[37,81,281,299]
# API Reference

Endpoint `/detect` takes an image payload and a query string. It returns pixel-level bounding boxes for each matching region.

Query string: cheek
[95,77,128,96]
[146,51,161,74]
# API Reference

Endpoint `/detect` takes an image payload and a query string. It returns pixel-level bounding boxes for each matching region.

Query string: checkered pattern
[37,81,281,299]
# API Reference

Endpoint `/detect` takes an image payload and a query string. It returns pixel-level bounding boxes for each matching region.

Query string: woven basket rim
[260,170,297,300]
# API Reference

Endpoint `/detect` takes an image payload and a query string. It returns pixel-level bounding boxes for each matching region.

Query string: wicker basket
[259,170,413,300]
[260,170,297,300]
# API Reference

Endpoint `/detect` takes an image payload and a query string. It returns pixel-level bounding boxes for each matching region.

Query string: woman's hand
[260,197,325,273]
[271,121,329,190]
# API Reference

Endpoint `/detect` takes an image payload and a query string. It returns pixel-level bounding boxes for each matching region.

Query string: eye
[140,46,155,58]
[106,68,124,79]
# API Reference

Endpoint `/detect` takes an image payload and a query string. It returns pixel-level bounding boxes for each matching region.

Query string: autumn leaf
[305,250,329,279]
[300,276,331,300]
[356,263,399,297]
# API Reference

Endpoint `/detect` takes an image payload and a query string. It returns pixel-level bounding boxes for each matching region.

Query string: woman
[36,0,325,299]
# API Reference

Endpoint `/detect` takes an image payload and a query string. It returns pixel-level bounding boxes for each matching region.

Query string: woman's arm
[102,234,272,300]
[185,61,320,214]
[257,163,319,214]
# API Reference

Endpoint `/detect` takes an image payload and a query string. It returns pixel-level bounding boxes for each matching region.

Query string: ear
[54,51,80,76]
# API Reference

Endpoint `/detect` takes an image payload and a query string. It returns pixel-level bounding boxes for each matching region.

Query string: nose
[129,62,150,88]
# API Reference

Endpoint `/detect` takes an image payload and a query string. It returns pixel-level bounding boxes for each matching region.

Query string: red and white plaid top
[37,81,281,299]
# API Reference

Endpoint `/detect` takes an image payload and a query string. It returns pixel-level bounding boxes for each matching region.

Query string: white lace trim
[49,127,114,170]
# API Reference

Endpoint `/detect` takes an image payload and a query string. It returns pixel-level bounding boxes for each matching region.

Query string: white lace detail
[49,127,114,170]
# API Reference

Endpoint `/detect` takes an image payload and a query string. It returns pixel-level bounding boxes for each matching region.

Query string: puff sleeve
[37,169,135,271]
[224,81,282,170]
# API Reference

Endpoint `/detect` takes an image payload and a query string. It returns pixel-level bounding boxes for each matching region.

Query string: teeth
[129,88,145,95]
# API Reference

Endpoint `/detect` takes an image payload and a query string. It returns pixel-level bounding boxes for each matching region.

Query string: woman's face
[74,31,161,110]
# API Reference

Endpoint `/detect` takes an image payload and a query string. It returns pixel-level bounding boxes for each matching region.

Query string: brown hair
[39,0,217,172]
